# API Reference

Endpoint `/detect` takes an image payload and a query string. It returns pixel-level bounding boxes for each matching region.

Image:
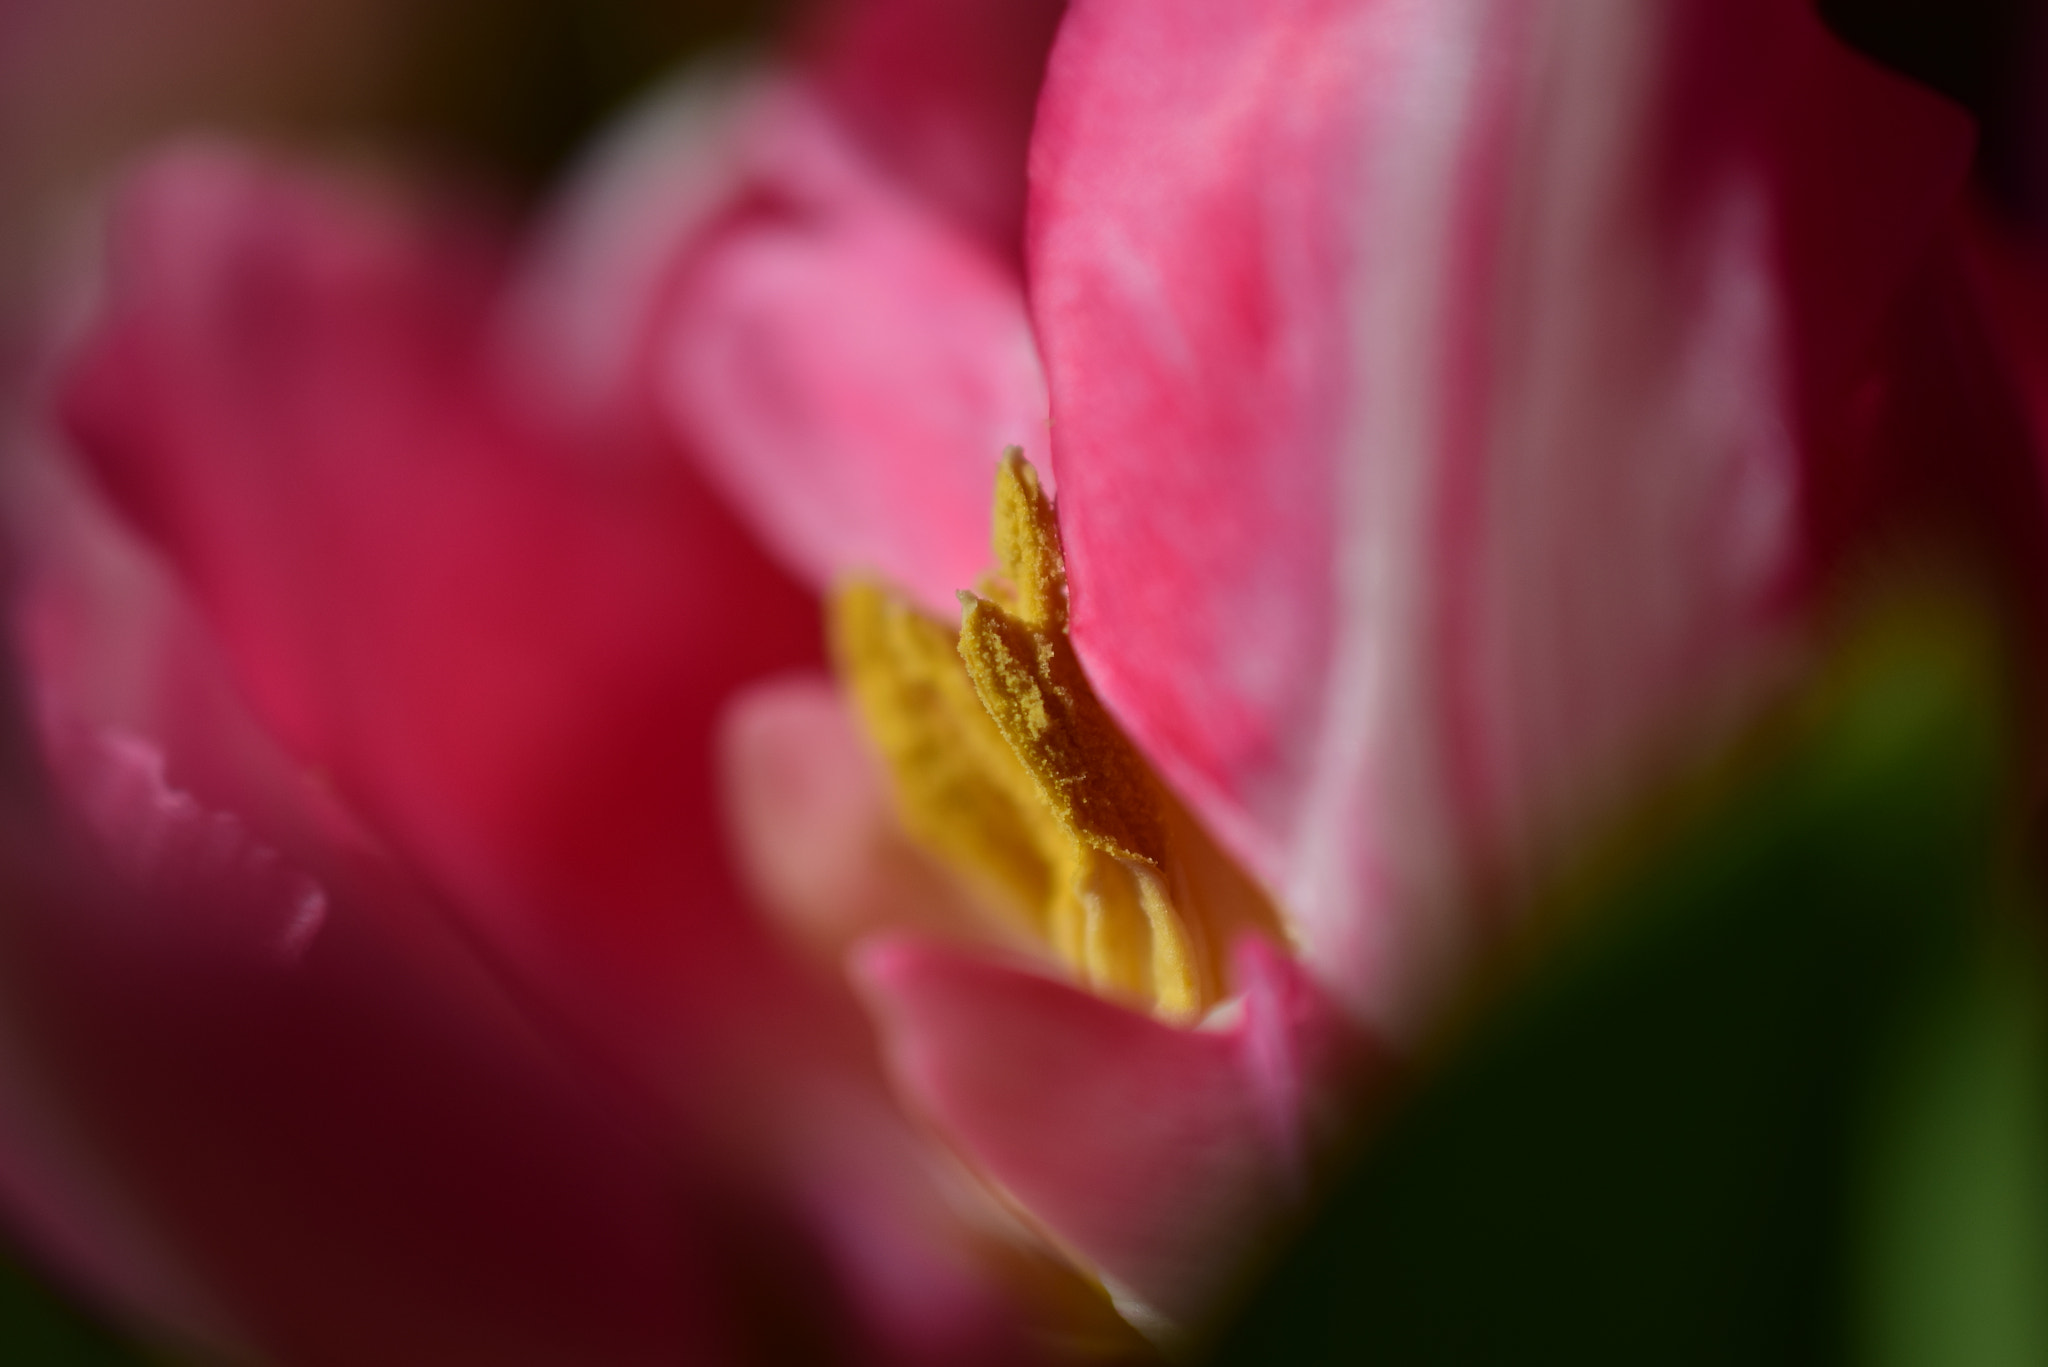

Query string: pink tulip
[0,0,2002,1360]
[2,2,1078,1358]
[624,0,1976,1330]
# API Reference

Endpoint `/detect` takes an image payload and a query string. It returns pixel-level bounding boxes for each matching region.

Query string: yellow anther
[990,449,1068,632]
[831,580,1060,931]
[957,593,1163,866]
[830,451,1283,1020]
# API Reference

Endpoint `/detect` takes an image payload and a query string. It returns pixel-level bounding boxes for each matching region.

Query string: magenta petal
[1029,0,1972,1021]
[654,87,1049,616]
[44,143,1047,1364]
[856,934,1367,1324]
[47,726,327,961]
[57,142,825,1058]
[0,798,828,1366]
[0,535,761,1363]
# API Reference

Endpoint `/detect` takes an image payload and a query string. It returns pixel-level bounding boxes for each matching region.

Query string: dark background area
[377,0,796,190]
[1822,0,2046,225]
[164,0,2043,212]
[395,1,2048,219]
[0,0,2041,250]
[368,0,2048,239]
[385,0,2048,215]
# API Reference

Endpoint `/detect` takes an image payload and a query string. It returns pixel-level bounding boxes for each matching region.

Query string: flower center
[831,451,1282,1019]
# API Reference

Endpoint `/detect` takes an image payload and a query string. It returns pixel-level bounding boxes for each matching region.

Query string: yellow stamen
[830,579,1060,929]
[831,449,1282,1019]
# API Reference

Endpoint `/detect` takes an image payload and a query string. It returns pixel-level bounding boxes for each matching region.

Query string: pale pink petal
[717,672,1018,958]
[1029,0,1973,1025]
[856,934,1369,1326]
[655,86,1049,617]
[522,65,1050,618]
[505,62,764,433]
[516,0,1061,430]
[804,0,1067,254]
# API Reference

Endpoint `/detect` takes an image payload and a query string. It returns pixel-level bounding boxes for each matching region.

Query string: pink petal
[0,508,769,1362]
[1028,0,1972,1023]
[57,141,824,1065]
[46,725,327,962]
[8,512,1032,1367]
[0,634,830,1362]
[43,143,1050,1364]
[0,774,838,1366]
[717,672,1014,958]
[523,67,1051,619]
[803,0,1067,254]
[654,85,1049,617]
[856,934,1369,1325]
[507,63,765,435]
[9,436,357,888]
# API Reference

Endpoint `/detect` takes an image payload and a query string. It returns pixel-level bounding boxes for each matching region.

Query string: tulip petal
[717,673,1015,958]
[506,61,765,435]
[1029,0,1973,1023]
[58,142,823,1058]
[46,726,327,962]
[856,934,1368,1325]
[653,86,1049,617]
[0,540,772,1362]
[804,0,1067,253]
[527,68,1051,619]
[0,792,836,1367]
[521,0,1062,433]
[12,498,1034,1365]
[47,143,1049,1365]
